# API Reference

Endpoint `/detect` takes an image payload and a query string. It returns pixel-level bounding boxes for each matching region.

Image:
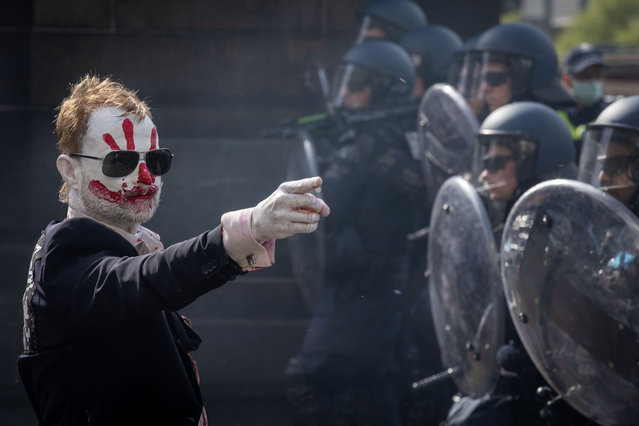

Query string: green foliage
[555,0,639,55]
[501,8,523,24]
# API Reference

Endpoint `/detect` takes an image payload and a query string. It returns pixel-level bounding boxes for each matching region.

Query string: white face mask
[71,107,162,227]
[572,80,603,106]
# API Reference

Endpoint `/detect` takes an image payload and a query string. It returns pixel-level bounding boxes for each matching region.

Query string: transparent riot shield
[286,132,324,311]
[428,176,504,397]
[417,83,479,206]
[501,179,639,425]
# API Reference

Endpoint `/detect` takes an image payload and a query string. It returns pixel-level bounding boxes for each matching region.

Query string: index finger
[279,176,323,194]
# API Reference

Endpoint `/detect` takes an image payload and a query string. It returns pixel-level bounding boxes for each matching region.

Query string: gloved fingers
[279,176,323,195]
[282,221,319,237]
[278,192,325,213]
[280,209,322,225]
[317,198,330,217]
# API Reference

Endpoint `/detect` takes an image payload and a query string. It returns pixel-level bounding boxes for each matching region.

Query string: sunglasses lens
[145,149,173,176]
[346,70,370,92]
[483,155,511,173]
[601,156,629,176]
[484,72,509,87]
[102,151,139,177]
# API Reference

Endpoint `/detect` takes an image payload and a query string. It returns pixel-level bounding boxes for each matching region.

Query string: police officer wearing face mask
[559,43,620,157]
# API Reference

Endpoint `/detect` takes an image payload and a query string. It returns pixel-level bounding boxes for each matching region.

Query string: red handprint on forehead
[102,118,157,151]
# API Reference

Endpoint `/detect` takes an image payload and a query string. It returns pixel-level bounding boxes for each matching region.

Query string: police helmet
[578,96,639,212]
[332,39,416,111]
[399,25,463,91]
[456,22,572,111]
[474,101,576,197]
[356,0,427,44]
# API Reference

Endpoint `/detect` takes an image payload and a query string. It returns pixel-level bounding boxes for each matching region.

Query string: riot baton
[406,226,429,241]
[412,366,461,390]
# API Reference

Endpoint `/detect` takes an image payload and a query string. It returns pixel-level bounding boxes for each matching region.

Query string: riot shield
[286,132,324,311]
[501,179,639,425]
[417,83,479,205]
[428,176,504,397]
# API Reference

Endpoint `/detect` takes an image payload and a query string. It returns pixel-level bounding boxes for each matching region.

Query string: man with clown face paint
[18,75,330,426]
[65,107,164,233]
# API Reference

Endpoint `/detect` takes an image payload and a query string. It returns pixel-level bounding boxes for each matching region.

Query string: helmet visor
[331,63,390,110]
[578,125,639,204]
[447,51,466,92]
[472,132,538,197]
[455,51,533,116]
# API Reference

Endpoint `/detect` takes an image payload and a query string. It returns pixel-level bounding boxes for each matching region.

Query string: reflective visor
[453,51,532,107]
[578,125,639,190]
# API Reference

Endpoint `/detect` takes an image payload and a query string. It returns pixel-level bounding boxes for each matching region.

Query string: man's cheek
[88,180,124,204]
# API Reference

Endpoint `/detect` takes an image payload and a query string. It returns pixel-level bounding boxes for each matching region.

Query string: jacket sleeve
[38,219,243,327]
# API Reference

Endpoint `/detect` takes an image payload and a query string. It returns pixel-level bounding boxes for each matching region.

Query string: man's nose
[137,162,155,185]
[598,169,611,185]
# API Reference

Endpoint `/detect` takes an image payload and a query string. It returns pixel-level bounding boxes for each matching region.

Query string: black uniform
[287,118,428,426]
[19,218,243,426]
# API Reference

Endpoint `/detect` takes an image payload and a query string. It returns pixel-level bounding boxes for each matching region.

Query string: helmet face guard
[472,131,538,189]
[454,51,533,116]
[447,52,466,92]
[579,125,639,204]
[331,63,409,111]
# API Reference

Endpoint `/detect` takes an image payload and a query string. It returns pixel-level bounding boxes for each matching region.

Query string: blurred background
[0,0,637,424]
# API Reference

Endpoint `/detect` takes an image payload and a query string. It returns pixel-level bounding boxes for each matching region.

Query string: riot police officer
[438,102,583,426]
[396,25,465,423]
[491,98,639,426]
[578,95,639,213]
[474,102,577,216]
[285,39,429,426]
[451,22,574,122]
[356,0,427,45]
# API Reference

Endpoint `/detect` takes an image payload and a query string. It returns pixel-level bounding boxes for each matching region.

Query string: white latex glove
[252,176,330,243]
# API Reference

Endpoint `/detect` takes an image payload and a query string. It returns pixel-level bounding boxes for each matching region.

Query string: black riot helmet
[356,0,427,44]
[474,101,576,204]
[331,39,415,112]
[578,96,639,215]
[455,22,573,116]
[399,25,463,98]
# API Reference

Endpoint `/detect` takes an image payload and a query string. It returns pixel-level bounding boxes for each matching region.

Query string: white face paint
[70,107,163,229]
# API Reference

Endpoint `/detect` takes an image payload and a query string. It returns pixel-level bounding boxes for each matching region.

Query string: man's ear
[56,154,81,190]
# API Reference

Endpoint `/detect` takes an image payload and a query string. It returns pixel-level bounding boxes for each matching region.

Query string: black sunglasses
[70,149,174,178]
[599,155,631,177]
[482,154,514,173]
[483,71,510,87]
[346,70,372,93]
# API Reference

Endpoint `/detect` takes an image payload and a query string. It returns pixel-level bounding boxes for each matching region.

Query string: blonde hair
[56,74,152,203]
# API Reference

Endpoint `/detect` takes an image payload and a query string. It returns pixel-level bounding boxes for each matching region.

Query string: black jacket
[19,218,243,426]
